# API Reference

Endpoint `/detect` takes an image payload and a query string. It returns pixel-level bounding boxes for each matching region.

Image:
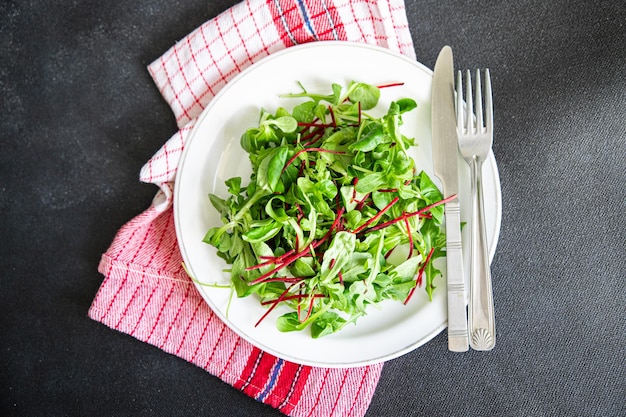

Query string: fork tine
[456,70,464,133]
[485,69,493,133]
[465,70,473,134]
[475,69,483,131]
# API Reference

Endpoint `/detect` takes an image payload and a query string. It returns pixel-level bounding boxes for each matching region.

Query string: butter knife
[431,46,469,352]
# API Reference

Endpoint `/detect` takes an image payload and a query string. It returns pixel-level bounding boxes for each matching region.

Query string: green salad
[203,81,451,338]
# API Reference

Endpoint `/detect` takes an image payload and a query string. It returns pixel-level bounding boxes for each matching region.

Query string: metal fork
[456,69,495,351]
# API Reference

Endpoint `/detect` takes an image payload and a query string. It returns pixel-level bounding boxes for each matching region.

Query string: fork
[456,69,496,351]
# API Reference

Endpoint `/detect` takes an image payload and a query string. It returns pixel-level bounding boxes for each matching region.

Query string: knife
[431,46,469,352]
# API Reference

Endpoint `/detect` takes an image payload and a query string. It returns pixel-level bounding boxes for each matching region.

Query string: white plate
[174,41,502,367]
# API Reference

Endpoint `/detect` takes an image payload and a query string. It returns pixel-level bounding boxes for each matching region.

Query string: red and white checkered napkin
[89,1,415,416]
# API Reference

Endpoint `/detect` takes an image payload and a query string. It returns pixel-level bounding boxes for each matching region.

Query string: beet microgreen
[203,81,450,338]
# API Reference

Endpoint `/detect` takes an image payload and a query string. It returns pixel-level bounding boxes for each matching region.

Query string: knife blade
[431,46,469,352]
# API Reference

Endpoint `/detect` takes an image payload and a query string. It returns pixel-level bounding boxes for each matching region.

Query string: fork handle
[468,157,496,350]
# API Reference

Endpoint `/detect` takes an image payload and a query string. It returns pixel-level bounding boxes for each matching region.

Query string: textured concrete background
[1,1,624,416]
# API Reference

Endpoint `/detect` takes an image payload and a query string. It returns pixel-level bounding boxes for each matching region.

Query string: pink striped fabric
[89,1,416,416]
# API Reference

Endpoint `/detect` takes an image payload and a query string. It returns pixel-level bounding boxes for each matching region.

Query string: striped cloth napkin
[89,1,415,416]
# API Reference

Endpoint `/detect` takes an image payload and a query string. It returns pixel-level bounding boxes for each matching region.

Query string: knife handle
[468,159,496,350]
[445,198,469,352]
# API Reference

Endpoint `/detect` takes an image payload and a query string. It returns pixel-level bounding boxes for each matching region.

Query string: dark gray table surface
[2,1,624,416]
